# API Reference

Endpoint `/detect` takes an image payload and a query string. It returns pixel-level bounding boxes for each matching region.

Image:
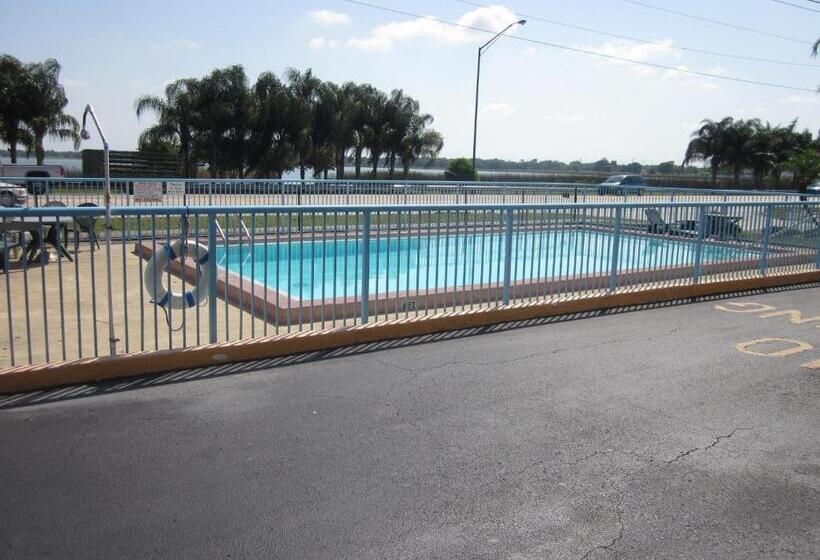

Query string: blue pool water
[215,230,757,299]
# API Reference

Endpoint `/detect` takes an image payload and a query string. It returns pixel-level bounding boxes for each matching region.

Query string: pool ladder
[214,218,252,243]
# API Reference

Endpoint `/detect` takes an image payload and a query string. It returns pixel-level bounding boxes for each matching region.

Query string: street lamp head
[80,128,91,141]
[517,19,527,25]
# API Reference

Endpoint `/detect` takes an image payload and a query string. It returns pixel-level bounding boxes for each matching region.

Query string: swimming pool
[215,229,758,301]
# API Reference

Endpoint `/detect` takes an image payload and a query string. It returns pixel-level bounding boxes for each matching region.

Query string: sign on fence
[166,181,186,198]
[133,181,164,203]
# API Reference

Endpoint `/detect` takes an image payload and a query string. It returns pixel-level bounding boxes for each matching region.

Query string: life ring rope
[144,239,211,329]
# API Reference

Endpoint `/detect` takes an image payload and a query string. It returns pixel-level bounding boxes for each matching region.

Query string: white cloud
[347,5,520,51]
[309,9,351,25]
[544,113,586,124]
[152,39,200,51]
[524,46,537,56]
[586,39,677,64]
[62,78,88,88]
[784,95,817,104]
[481,102,516,118]
[308,37,339,50]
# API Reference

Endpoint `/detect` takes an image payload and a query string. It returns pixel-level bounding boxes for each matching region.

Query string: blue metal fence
[0,200,817,368]
[1,177,816,209]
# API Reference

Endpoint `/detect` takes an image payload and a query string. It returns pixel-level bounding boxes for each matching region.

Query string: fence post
[361,210,371,324]
[692,206,707,283]
[207,212,218,343]
[759,204,773,276]
[608,206,623,291]
[503,208,514,305]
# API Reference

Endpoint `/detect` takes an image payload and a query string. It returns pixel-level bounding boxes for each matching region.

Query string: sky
[1,0,818,164]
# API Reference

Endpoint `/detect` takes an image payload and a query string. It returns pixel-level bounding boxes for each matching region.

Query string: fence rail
[1,200,818,370]
[2,177,817,209]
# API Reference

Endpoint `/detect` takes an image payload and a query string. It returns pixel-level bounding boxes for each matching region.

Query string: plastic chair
[75,202,100,249]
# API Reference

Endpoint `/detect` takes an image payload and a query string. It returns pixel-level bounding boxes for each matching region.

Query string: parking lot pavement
[1,285,818,559]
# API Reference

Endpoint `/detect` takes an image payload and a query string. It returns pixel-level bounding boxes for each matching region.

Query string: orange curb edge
[1,271,818,394]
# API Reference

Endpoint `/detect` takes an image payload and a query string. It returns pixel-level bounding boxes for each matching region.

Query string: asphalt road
[1,286,818,559]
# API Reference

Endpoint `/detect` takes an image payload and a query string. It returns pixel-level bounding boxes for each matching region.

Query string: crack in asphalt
[665,428,748,464]
[371,322,684,377]
[579,509,624,560]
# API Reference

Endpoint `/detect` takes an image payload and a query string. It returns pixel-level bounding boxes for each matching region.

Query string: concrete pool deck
[0,286,817,558]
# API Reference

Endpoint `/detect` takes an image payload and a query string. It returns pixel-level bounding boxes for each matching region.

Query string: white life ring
[144,239,210,309]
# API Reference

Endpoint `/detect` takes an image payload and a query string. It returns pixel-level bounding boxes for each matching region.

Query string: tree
[784,146,820,192]
[22,59,80,165]
[285,68,321,180]
[192,65,250,177]
[683,117,734,187]
[445,158,476,181]
[134,66,445,179]
[767,121,812,188]
[655,161,674,174]
[247,71,296,178]
[383,89,418,179]
[136,78,198,177]
[362,89,390,177]
[721,119,758,187]
[0,55,36,163]
[400,114,443,178]
[349,84,376,179]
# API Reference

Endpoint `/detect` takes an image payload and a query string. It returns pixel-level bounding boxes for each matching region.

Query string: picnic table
[0,216,73,266]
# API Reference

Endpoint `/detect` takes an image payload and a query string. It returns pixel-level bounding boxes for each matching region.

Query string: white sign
[166,181,186,197]
[133,181,164,203]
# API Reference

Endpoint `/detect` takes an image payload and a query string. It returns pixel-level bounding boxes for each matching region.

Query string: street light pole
[80,104,118,357]
[471,19,526,179]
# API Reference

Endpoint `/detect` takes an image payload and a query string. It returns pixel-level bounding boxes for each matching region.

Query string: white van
[0,164,67,179]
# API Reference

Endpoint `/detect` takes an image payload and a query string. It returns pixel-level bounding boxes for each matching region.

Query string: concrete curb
[1,271,818,394]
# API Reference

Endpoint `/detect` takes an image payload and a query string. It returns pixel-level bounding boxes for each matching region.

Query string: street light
[471,19,526,179]
[79,104,118,356]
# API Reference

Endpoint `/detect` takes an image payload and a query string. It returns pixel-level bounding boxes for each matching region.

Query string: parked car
[0,181,29,208]
[0,164,67,194]
[597,175,645,196]
[807,179,820,195]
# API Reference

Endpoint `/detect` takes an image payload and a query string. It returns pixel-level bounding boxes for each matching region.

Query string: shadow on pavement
[1,281,816,410]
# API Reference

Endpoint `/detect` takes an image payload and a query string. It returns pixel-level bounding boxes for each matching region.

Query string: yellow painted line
[756,309,820,326]
[734,338,814,358]
[714,302,776,313]
[802,358,820,370]
[1,271,818,394]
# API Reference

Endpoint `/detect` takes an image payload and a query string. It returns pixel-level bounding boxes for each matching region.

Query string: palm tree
[722,119,758,187]
[766,121,812,188]
[0,55,36,163]
[349,84,377,179]
[683,117,733,187]
[400,115,443,178]
[23,59,80,164]
[383,89,418,179]
[135,78,198,177]
[362,89,390,177]
[192,65,250,177]
[248,71,296,178]
[285,68,322,179]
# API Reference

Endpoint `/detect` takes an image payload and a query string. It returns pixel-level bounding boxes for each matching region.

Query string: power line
[611,0,811,44]
[769,0,820,12]
[455,0,818,68]
[336,0,817,92]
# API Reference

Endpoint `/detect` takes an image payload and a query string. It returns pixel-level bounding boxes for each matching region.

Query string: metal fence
[1,200,818,369]
[2,177,817,209]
